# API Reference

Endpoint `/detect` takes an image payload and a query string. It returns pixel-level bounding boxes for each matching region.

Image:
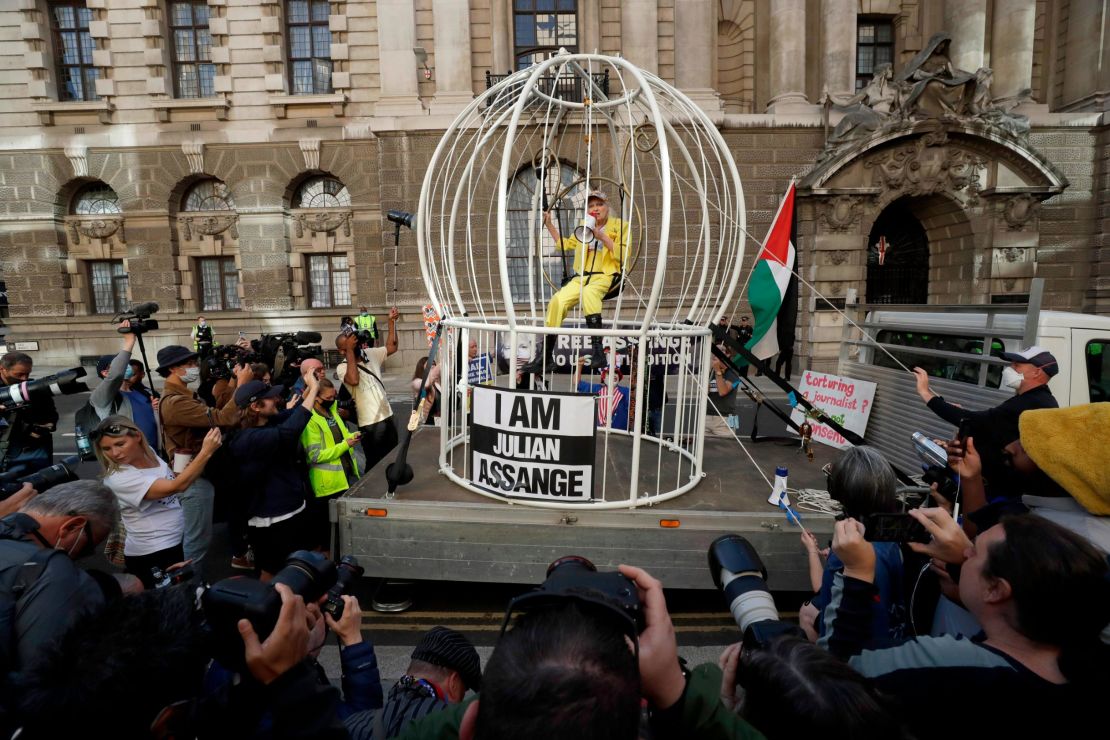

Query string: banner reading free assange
[470,386,597,501]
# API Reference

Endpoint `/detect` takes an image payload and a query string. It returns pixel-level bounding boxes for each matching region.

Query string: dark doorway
[866,199,929,304]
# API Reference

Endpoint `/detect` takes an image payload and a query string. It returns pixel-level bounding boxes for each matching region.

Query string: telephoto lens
[708,534,781,632]
[0,368,89,407]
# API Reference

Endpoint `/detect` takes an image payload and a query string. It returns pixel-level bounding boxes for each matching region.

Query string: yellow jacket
[558,216,630,275]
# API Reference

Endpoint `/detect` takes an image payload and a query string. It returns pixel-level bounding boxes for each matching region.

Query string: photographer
[14,581,349,739]
[0,480,119,674]
[336,306,400,472]
[822,512,1110,738]
[0,352,58,477]
[399,564,768,740]
[93,415,222,589]
[292,358,324,396]
[229,375,320,579]
[157,344,248,580]
[800,447,906,643]
[81,321,158,448]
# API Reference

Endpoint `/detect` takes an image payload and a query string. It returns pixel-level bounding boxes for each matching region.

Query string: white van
[837,294,1110,474]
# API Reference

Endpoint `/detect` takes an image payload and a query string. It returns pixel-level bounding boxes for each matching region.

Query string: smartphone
[864,513,930,543]
[911,431,948,469]
[957,418,974,443]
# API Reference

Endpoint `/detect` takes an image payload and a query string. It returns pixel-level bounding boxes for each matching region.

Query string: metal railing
[484,70,610,108]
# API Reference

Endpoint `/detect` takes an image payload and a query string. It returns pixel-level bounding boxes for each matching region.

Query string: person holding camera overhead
[93,415,222,589]
[336,306,400,472]
[228,373,321,579]
[156,344,249,580]
[0,352,59,477]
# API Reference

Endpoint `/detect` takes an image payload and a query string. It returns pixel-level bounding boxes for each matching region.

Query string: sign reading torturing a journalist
[470,386,597,502]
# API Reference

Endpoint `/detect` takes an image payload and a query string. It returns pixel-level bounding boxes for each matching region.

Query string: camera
[201,550,360,671]
[387,209,415,229]
[912,431,959,501]
[340,324,374,347]
[0,368,89,411]
[500,555,644,640]
[114,301,160,336]
[204,344,262,382]
[0,454,80,498]
[708,535,804,649]
[322,555,365,620]
[254,332,323,387]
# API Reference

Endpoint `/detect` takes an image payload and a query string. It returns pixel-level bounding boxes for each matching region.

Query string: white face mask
[180,366,200,385]
[1001,366,1024,390]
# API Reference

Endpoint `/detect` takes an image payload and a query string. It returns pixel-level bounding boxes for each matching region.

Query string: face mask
[57,521,95,560]
[319,398,336,410]
[360,311,368,316]
[180,367,200,385]
[198,321,206,327]
[124,366,135,380]
[1001,366,1024,390]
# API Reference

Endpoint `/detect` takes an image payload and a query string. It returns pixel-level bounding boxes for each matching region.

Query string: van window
[1085,340,1109,403]
[873,330,1005,387]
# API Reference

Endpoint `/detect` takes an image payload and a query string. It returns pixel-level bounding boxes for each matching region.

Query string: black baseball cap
[998,345,1059,377]
[234,381,285,408]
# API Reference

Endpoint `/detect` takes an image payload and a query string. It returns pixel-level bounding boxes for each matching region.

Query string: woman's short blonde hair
[92,415,159,476]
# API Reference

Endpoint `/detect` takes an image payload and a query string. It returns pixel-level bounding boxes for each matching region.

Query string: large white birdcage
[416,52,747,509]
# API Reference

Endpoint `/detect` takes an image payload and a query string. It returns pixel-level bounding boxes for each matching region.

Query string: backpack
[0,518,58,670]
[74,394,121,435]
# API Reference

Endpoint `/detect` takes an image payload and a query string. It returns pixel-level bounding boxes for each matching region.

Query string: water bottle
[767,465,789,506]
[75,424,93,461]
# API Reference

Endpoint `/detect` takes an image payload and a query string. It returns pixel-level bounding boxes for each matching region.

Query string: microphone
[130,301,160,317]
[294,331,322,345]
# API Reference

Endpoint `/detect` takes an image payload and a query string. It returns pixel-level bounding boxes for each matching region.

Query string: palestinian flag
[746,181,798,361]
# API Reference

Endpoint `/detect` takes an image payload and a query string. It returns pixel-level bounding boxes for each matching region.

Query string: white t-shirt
[336,346,392,427]
[104,458,185,557]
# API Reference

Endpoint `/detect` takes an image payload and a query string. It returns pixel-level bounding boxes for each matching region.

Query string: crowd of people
[0,314,1107,738]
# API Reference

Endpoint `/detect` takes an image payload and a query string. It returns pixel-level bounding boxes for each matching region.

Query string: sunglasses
[91,424,135,441]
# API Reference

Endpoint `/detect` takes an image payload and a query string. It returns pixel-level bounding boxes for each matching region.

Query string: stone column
[767,0,808,111]
[621,0,658,74]
[821,0,856,99]
[579,0,601,55]
[943,0,987,72]
[376,0,424,116]
[491,0,512,73]
[674,0,723,113]
[990,0,1035,101]
[431,0,474,115]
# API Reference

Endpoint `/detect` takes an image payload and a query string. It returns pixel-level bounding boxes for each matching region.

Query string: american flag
[596,385,625,427]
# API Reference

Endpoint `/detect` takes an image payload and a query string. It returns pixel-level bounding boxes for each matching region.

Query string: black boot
[585,314,607,370]
[521,334,557,374]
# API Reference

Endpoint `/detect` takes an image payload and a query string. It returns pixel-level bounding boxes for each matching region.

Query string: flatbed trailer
[335,396,837,592]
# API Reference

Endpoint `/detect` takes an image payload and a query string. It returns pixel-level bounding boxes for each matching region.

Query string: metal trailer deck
[335,409,837,592]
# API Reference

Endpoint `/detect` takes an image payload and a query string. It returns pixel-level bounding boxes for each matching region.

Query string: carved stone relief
[864,131,985,206]
[818,196,862,232]
[294,210,351,238]
[181,213,238,241]
[1000,193,1038,231]
[68,216,124,246]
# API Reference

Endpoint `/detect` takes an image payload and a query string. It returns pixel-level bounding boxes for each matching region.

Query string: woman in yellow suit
[522,190,630,373]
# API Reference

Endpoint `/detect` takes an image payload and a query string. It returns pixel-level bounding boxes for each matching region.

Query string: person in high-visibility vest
[354,306,378,347]
[300,377,361,550]
[191,316,215,359]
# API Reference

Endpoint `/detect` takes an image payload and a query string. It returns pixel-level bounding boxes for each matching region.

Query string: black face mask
[318,398,336,410]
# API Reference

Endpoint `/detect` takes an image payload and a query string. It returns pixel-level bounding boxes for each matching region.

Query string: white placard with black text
[470,386,597,501]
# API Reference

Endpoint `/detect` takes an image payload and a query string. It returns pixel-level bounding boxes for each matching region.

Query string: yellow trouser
[545,274,614,327]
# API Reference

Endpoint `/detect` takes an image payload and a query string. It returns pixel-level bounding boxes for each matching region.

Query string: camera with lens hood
[500,555,644,641]
[114,301,160,335]
[201,550,360,672]
[0,454,80,498]
[708,534,805,650]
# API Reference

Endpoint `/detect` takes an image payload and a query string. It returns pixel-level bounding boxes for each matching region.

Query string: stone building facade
[0,0,1105,371]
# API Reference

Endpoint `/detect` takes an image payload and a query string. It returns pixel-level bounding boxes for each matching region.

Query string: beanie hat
[1019,403,1110,515]
[410,626,482,691]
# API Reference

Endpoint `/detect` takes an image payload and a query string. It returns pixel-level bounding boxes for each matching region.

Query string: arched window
[506,162,586,302]
[182,179,235,212]
[293,176,350,208]
[71,182,120,215]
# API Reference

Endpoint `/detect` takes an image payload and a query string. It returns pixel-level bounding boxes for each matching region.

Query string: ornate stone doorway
[865,198,929,304]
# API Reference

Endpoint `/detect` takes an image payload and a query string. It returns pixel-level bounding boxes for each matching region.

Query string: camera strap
[0,420,14,474]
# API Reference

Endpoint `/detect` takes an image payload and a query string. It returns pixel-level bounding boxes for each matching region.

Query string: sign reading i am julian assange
[470,385,597,502]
